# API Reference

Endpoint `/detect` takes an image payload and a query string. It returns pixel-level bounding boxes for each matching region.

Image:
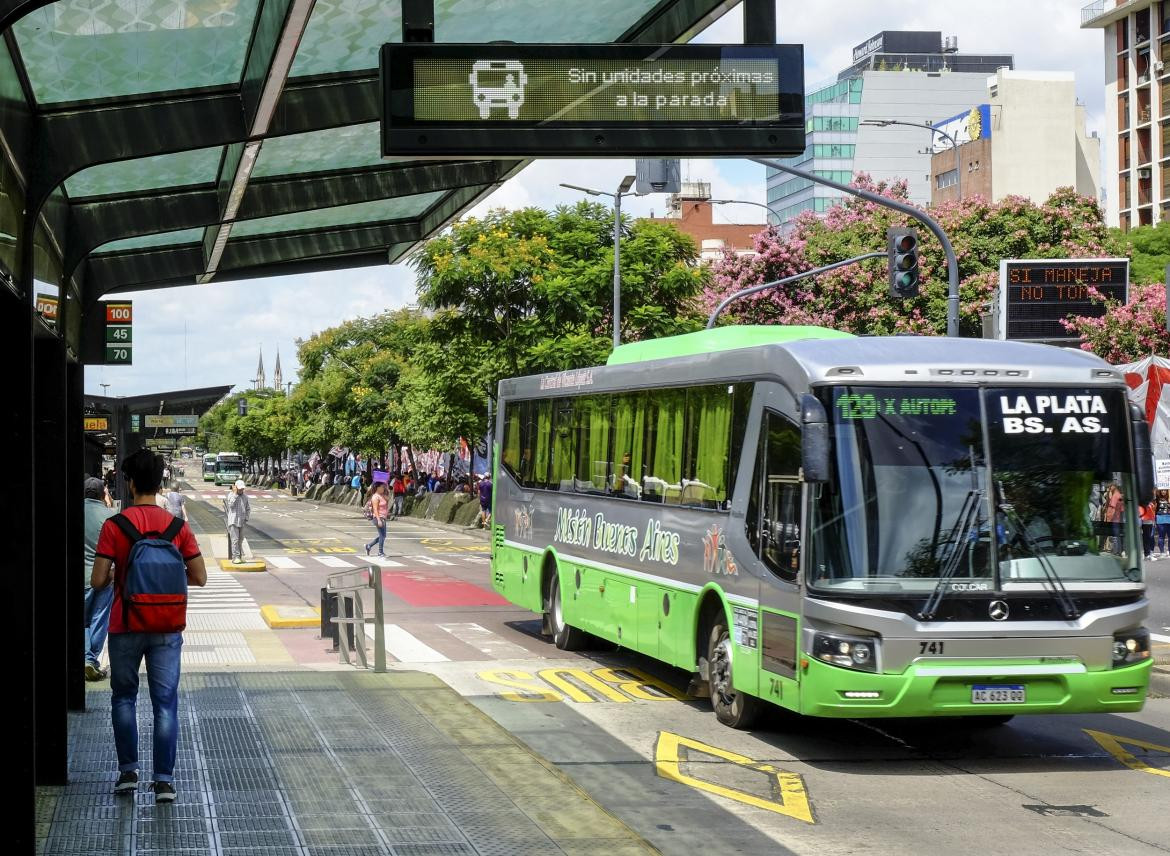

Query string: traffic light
[887,227,919,298]
[237,397,248,417]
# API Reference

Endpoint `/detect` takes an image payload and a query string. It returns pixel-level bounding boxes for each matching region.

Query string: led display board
[380,43,804,157]
[998,259,1128,342]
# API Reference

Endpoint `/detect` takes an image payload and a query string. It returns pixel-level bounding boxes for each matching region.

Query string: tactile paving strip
[43,673,655,855]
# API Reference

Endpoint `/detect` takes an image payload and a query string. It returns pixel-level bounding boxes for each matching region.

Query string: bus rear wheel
[548,574,588,651]
[708,622,762,729]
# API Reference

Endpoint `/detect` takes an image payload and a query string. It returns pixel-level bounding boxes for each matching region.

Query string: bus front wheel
[708,622,762,729]
[548,574,588,651]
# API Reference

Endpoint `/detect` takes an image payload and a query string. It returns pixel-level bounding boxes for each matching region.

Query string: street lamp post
[860,119,962,202]
[708,198,776,225]
[560,175,636,349]
[99,383,110,397]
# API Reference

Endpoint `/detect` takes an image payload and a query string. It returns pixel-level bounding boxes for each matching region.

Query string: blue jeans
[84,584,114,668]
[366,521,386,556]
[109,633,183,782]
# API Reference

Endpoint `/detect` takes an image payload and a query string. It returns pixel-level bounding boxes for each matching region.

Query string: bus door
[746,408,803,708]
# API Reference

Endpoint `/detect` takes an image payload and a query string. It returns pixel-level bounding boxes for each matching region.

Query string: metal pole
[707,252,886,328]
[1165,264,1169,335]
[750,157,962,337]
[371,564,385,673]
[613,191,622,349]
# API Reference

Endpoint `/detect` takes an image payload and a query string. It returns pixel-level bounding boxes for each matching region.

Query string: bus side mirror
[1130,403,1156,505]
[800,393,831,484]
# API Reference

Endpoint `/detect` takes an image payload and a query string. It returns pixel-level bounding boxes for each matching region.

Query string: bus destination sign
[380,43,804,157]
[998,258,1128,342]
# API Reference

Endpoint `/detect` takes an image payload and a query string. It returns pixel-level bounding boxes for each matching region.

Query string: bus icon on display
[469,60,527,119]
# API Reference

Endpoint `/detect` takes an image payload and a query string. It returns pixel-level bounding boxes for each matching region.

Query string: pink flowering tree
[1063,281,1170,363]
[704,179,1120,337]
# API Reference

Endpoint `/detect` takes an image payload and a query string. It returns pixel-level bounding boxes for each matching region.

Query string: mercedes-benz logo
[988,600,1010,621]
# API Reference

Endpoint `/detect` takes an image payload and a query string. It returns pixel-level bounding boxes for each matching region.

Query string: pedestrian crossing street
[188,564,259,612]
[263,553,490,569]
[195,490,281,500]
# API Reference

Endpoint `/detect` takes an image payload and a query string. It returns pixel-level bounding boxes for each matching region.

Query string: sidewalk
[38,672,654,855]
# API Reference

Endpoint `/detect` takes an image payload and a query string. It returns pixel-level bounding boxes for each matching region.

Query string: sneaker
[84,663,107,682]
[232,558,243,564]
[365,543,371,556]
[151,781,176,803]
[114,771,138,794]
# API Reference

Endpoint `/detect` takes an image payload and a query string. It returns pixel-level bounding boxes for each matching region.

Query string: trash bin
[320,587,355,650]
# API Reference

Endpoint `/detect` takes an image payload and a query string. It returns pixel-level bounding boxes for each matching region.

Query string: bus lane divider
[654,731,815,824]
[1084,729,1170,779]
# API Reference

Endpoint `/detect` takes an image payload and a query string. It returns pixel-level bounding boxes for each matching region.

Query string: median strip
[260,604,321,629]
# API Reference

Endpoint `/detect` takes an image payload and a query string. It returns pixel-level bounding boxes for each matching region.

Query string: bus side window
[753,412,802,581]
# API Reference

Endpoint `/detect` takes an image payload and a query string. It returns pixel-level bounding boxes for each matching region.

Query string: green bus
[214,452,244,486]
[202,453,217,482]
[490,326,1154,728]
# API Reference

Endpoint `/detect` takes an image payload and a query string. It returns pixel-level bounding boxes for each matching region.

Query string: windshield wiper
[997,499,1080,620]
[918,487,985,621]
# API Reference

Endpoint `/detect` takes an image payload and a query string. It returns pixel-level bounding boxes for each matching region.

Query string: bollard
[320,587,336,647]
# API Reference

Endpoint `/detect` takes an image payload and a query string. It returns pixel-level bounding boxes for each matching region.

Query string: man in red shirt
[91,449,207,803]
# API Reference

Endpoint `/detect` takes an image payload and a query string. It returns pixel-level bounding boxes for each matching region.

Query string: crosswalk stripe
[368,556,404,568]
[365,624,449,662]
[266,555,303,569]
[404,555,454,566]
[311,555,358,568]
[437,623,531,659]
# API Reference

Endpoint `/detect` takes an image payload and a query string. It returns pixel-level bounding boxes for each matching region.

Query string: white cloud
[95,1,1111,397]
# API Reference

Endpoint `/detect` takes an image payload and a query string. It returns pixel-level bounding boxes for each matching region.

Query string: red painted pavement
[379,570,509,607]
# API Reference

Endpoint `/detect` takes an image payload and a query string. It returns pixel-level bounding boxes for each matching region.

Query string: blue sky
[87,0,1105,398]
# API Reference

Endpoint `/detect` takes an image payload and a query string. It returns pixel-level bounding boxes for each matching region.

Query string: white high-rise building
[766,31,1013,226]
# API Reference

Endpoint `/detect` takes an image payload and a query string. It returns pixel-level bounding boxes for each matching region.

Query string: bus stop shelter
[0,0,762,847]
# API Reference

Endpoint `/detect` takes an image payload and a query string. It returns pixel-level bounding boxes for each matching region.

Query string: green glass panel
[13,0,261,104]
[64,146,223,198]
[230,191,445,238]
[291,0,663,77]
[95,227,205,253]
[252,123,386,178]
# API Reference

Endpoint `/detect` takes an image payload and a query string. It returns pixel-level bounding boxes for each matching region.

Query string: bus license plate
[971,684,1025,704]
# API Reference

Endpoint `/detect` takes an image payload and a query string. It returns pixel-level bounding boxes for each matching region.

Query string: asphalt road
[182,485,1170,856]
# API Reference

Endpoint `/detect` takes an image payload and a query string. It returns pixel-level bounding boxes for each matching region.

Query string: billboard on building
[930,104,991,152]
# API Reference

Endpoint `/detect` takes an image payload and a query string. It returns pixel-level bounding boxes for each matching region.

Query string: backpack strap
[109,513,144,544]
[161,516,185,543]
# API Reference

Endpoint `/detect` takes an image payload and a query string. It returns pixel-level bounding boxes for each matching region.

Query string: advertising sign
[381,43,805,157]
[146,438,177,449]
[930,104,992,153]
[144,414,199,428]
[1156,459,1170,490]
[998,258,1128,342]
[83,417,108,432]
[35,293,58,322]
[164,427,197,435]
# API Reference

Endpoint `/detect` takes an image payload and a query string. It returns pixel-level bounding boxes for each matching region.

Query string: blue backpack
[110,514,189,633]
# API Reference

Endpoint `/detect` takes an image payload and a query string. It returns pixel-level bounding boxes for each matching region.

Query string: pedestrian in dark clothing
[477,474,492,528]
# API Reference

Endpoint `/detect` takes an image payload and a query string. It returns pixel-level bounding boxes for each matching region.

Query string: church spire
[273,350,283,392]
[255,348,266,390]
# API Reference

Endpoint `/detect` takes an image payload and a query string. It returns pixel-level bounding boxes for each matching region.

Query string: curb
[219,558,267,572]
[1151,666,1170,698]
[260,604,320,629]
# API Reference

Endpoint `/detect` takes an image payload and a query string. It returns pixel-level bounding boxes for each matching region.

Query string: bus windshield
[809,385,1140,594]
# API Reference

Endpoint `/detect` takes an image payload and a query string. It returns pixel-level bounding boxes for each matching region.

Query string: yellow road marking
[1085,729,1170,778]
[654,731,814,824]
[219,558,266,572]
[260,604,321,629]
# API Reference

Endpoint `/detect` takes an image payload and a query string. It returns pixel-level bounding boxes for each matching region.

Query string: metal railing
[326,566,385,673]
[1081,1,1107,25]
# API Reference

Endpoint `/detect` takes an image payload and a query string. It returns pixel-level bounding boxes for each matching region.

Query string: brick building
[641,182,766,261]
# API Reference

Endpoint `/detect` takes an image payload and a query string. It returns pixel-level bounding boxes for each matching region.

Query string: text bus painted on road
[490,326,1153,728]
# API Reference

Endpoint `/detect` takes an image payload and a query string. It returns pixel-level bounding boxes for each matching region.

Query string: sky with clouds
[87,0,1107,399]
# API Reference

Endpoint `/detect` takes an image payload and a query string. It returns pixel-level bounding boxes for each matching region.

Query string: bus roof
[605,325,853,365]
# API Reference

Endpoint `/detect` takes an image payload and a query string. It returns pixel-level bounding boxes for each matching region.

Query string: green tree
[1112,220,1170,284]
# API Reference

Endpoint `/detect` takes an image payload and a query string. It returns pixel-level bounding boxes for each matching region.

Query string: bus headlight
[812,632,880,673]
[1112,629,1150,668]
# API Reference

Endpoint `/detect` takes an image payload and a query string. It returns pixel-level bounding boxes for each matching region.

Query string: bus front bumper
[797,657,1152,718]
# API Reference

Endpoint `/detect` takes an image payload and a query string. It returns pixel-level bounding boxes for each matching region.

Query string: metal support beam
[402,0,434,42]
[66,357,85,711]
[1,284,35,851]
[742,0,776,44]
[33,329,67,784]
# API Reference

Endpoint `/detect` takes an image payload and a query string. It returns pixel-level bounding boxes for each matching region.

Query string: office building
[765,30,1013,226]
[1082,0,1170,228]
[928,70,1101,206]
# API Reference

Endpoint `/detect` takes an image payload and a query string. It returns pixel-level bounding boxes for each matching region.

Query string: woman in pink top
[364,482,389,557]
[1103,483,1125,556]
